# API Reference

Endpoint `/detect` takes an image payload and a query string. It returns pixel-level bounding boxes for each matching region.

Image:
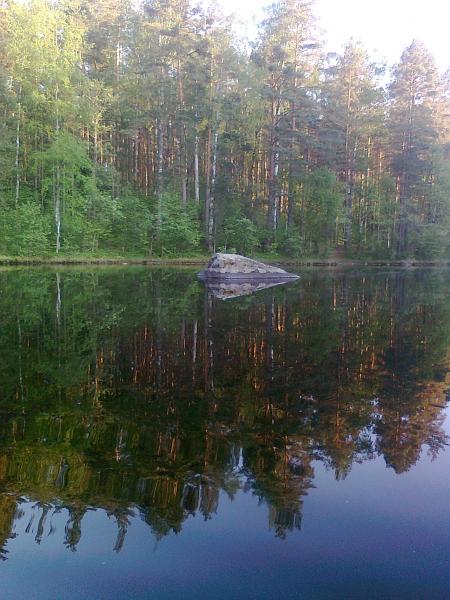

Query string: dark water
[0,267,449,599]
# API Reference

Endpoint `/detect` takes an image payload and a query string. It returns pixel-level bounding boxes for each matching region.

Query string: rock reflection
[203,278,298,300]
[0,268,448,556]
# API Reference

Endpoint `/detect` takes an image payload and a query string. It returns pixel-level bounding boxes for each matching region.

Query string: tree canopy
[0,0,449,258]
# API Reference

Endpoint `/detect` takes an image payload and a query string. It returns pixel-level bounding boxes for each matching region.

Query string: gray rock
[198,253,299,280]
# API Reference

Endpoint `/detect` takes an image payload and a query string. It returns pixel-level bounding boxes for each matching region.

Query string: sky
[217,0,450,72]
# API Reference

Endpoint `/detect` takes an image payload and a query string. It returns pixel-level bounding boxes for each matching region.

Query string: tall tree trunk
[207,131,218,252]
[177,58,188,207]
[181,125,188,207]
[396,96,414,257]
[115,29,121,83]
[267,88,280,235]
[55,166,61,254]
[268,145,279,232]
[92,121,98,218]
[156,116,164,229]
[54,83,61,254]
[287,161,294,228]
[194,133,200,204]
[344,164,354,251]
[344,72,355,252]
[287,26,300,228]
[205,125,212,243]
[15,88,22,206]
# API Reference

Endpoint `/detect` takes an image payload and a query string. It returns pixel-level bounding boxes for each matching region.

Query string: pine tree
[389,40,441,256]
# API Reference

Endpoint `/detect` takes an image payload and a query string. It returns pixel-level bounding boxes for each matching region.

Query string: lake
[0,267,449,599]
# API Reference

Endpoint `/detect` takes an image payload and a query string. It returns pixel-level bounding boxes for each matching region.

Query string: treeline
[0,0,449,258]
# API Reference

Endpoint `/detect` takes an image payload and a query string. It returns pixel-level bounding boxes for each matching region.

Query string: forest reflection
[0,267,449,556]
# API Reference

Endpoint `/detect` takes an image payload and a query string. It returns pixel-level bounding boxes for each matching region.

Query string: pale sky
[218,0,450,72]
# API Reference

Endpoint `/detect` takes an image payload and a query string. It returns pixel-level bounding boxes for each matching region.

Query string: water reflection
[0,268,448,555]
[203,278,298,300]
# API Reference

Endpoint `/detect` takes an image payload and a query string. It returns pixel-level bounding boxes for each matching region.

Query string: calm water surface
[0,267,449,599]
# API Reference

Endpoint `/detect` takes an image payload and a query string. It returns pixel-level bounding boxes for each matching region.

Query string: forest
[0,0,449,259]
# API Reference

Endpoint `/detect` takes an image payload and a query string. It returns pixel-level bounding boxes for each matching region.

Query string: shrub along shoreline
[1,255,449,268]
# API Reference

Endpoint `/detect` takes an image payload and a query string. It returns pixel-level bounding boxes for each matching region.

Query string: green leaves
[0,203,51,256]
[287,167,343,257]
[150,192,201,256]
[221,215,259,255]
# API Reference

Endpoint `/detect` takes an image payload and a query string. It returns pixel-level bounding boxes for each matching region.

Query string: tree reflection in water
[0,268,448,554]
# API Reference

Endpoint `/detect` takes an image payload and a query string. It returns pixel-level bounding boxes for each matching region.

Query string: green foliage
[276,231,304,257]
[107,193,152,253]
[415,224,449,260]
[0,203,50,256]
[151,194,201,256]
[299,168,343,257]
[350,177,397,259]
[220,215,259,255]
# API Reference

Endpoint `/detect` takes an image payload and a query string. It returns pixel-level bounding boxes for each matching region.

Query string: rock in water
[198,253,299,281]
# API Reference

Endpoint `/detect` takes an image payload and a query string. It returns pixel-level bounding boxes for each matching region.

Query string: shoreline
[0,256,449,268]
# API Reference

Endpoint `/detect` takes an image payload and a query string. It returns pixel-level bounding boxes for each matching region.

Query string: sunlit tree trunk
[207,131,218,252]
[194,133,200,204]
[156,116,164,229]
[14,88,22,206]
